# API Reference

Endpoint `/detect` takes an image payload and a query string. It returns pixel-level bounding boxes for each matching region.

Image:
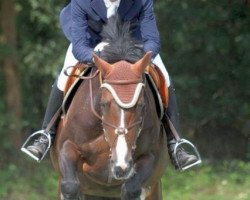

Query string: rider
[24,0,199,170]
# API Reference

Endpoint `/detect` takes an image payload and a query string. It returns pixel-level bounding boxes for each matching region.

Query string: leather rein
[88,67,144,184]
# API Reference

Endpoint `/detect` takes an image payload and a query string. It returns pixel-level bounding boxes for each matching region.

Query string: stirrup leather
[21,130,52,162]
[173,139,202,171]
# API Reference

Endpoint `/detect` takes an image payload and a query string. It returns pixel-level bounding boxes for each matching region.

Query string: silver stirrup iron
[21,130,51,162]
[173,139,202,171]
[166,115,202,170]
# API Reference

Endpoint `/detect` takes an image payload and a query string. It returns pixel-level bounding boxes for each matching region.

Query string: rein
[88,68,144,184]
[62,64,145,148]
[64,64,100,79]
[44,65,100,134]
[66,66,145,184]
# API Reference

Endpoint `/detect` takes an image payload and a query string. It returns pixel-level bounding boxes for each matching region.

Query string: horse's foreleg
[121,153,155,200]
[145,182,162,200]
[59,140,81,200]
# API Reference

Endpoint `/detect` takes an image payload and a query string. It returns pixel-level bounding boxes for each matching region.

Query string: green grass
[162,161,250,200]
[0,160,249,200]
[0,160,58,200]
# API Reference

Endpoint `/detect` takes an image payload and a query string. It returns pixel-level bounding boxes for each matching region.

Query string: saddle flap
[146,64,168,108]
[64,62,88,95]
[62,63,91,114]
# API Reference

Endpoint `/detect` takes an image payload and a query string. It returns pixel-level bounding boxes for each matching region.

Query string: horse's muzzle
[112,161,134,180]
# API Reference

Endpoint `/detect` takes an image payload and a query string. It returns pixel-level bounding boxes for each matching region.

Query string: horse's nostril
[114,166,126,177]
[113,162,134,179]
[128,160,133,168]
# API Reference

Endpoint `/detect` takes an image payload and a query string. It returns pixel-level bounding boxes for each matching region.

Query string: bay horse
[51,17,168,200]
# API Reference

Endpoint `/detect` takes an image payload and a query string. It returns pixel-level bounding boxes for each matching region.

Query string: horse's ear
[93,53,113,76]
[133,51,152,76]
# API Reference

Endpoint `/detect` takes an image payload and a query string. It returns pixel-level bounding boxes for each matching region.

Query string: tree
[155,0,250,160]
[0,0,22,150]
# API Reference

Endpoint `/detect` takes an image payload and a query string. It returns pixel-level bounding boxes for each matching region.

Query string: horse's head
[93,52,151,180]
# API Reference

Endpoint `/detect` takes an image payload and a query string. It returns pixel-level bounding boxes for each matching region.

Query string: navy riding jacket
[60,0,160,63]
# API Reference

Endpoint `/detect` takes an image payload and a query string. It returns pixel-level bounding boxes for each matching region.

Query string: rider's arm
[139,0,160,59]
[71,0,93,63]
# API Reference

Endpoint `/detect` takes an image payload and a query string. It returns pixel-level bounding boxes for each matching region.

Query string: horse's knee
[61,180,80,199]
[121,183,141,200]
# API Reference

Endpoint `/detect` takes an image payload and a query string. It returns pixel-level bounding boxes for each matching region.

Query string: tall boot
[26,80,64,160]
[163,83,198,170]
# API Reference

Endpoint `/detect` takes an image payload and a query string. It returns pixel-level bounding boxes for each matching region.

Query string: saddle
[145,64,168,107]
[62,63,91,114]
[62,63,168,118]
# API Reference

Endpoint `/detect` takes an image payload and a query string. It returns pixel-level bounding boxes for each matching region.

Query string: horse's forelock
[100,15,145,64]
[99,15,146,105]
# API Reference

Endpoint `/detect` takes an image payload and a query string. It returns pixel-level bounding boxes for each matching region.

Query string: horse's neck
[74,75,102,126]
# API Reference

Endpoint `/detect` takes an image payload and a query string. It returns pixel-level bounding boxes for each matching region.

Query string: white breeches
[57,44,170,91]
[152,54,170,87]
[57,44,78,91]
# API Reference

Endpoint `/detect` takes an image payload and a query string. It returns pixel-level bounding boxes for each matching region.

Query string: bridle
[87,67,146,183]
[68,65,145,183]
[89,68,145,150]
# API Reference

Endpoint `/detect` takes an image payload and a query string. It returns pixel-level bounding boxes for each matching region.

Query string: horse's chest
[80,134,114,181]
[78,141,122,196]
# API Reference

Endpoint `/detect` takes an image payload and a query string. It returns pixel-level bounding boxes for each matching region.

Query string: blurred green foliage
[16,0,67,127]
[0,160,58,200]
[155,0,250,160]
[157,0,250,124]
[162,161,250,200]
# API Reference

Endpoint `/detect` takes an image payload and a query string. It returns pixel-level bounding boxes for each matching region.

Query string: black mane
[99,15,145,64]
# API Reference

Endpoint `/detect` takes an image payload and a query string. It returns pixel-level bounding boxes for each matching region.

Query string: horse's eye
[100,102,106,108]
[137,102,145,109]
[100,101,109,108]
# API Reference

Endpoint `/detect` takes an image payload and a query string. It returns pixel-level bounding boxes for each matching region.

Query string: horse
[51,17,168,200]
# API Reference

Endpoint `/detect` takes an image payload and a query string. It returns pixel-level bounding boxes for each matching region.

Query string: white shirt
[103,0,121,18]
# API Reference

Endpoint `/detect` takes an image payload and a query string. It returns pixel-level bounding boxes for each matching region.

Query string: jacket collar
[91,0,134,22]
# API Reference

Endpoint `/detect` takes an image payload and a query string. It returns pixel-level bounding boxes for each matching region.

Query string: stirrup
[21,130,52,162]
[173,139,202,171]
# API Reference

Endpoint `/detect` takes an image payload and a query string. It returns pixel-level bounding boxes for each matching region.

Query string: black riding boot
[163,83,198,170]
[26,80,64,160]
